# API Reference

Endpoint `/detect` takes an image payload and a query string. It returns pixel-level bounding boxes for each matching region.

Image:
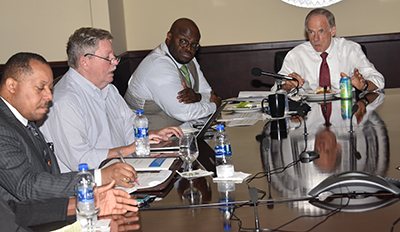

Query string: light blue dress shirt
[40,68,135,173]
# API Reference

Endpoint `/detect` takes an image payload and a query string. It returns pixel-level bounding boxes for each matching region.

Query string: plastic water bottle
[134,109,150,157]
[76,163,97,226]
[214,125,234,177]
[218,182,235,231]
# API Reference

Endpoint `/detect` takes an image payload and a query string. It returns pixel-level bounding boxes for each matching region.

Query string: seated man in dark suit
[0,52,138,218]
[0,180,138,231]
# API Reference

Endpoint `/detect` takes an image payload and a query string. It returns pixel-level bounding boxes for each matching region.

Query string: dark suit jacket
[0,99,77,201]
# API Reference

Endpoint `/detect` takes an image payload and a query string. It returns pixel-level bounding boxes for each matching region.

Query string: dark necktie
[319,52,331,88]
[26,121,53,168]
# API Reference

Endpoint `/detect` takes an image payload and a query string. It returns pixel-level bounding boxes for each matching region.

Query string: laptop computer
[150,101,227,152]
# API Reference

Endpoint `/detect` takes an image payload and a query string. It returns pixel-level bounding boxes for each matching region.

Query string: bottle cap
[78,163,88,171]
[137,109,144,114]
[223,222,231,231]
[216,124,225,131]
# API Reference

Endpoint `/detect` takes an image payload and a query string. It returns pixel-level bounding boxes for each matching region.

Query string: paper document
[116,170,173,193]
[237,91,273,102]
[218,112,263,127]
[103,157,176,171]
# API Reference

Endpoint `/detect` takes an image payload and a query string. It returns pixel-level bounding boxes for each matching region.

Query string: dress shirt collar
[161,43,185,69]
[69,67,110,100]
[0,97,28,126]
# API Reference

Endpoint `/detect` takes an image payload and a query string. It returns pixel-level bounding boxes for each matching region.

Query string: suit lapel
[0,100,58,173]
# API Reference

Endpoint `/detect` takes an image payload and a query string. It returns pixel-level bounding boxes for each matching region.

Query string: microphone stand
[323,86,331,127]
[350,104,362,160]
[249,187,260,232]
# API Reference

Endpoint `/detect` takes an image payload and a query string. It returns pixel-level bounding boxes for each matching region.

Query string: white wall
[0,0,399,63]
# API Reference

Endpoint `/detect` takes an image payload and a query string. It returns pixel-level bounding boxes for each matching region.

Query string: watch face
[364,81,369,91]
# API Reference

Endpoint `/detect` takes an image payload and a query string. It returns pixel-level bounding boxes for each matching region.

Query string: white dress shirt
[40,68,135,173]
[126,43,216,122]
[273,37,385,91]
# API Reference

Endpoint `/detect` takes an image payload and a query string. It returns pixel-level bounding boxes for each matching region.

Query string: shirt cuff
[94,169,102,186]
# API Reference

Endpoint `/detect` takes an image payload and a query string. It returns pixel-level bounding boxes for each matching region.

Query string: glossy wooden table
[32,89,400,232]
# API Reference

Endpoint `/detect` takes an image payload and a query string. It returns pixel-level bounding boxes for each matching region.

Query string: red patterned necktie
[319,52,331,88]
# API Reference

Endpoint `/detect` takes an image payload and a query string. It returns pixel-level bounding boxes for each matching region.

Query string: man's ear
[165,31,173,46]
[330,26,336,37]
[79,55,89,71]
[5,78,18,94]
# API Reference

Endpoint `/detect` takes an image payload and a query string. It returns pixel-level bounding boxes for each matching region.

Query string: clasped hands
[177,82,221,107]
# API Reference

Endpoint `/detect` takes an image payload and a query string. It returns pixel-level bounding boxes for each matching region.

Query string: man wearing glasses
[124,18,221,130]
[40,27,181,172]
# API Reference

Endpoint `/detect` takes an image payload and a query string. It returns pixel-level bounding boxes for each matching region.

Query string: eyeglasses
[178,38,200,51]
[84,53,121,65]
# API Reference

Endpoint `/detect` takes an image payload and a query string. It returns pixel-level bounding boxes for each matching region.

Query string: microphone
[323,86,331,127]
[249,187,260,231]
[297,107,308,152]
[297,107,320,163]
[350,104,361,160]
[251,67,295,80]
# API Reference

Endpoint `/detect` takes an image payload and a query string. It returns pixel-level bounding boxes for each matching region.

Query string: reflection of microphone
[251,68,295,80]
[350,104,361,160]
[297,107,320,163]
[249,187,260,231]
[297,107,308,152]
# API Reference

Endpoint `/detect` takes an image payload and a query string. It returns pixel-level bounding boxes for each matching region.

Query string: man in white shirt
[40,28,182,172]
[124,18,221,130]
[275,8,384,92]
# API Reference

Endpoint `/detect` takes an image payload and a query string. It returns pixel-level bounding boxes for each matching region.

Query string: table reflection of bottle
[218,182,235,231]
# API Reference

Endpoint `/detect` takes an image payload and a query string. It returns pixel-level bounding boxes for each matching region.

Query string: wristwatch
[363,80,369,91]
[361,96,369,106]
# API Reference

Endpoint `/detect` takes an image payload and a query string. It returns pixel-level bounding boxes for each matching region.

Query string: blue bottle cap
[223,222,231,231]
[216,124,225,131]
[137,109,143,114]
[78,163,88,171]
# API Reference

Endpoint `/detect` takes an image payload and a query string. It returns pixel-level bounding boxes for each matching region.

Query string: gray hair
[66,27,113,69]
[305,8,336,31]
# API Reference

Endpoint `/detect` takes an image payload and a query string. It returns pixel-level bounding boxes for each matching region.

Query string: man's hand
[101,162,137,188]
[177,82,201,103]
[98,180,139,216]
[354,100,367,124]
[281,72,304,91]
[349,68,365,90]
[150,126,183,142]
[99,212,140,232]
[210,91,222,108]
[348,68,378,91]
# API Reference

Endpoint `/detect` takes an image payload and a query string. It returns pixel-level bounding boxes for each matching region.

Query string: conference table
[32,89,400,232]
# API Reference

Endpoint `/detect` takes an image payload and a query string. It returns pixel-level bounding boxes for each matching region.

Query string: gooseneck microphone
[350,104,362,160]
[251,68,295,80]
[297,107,320,163]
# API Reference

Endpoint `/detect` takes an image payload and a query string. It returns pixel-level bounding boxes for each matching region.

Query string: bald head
[165,18,201,64]
[169,18,201,40]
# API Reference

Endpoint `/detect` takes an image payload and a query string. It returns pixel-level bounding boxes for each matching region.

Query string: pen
[117,150,140,186]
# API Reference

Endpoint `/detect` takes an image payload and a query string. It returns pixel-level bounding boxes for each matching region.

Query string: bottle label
[135,128,148,138]
[215,144,232,158]
[78,187,94,204]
